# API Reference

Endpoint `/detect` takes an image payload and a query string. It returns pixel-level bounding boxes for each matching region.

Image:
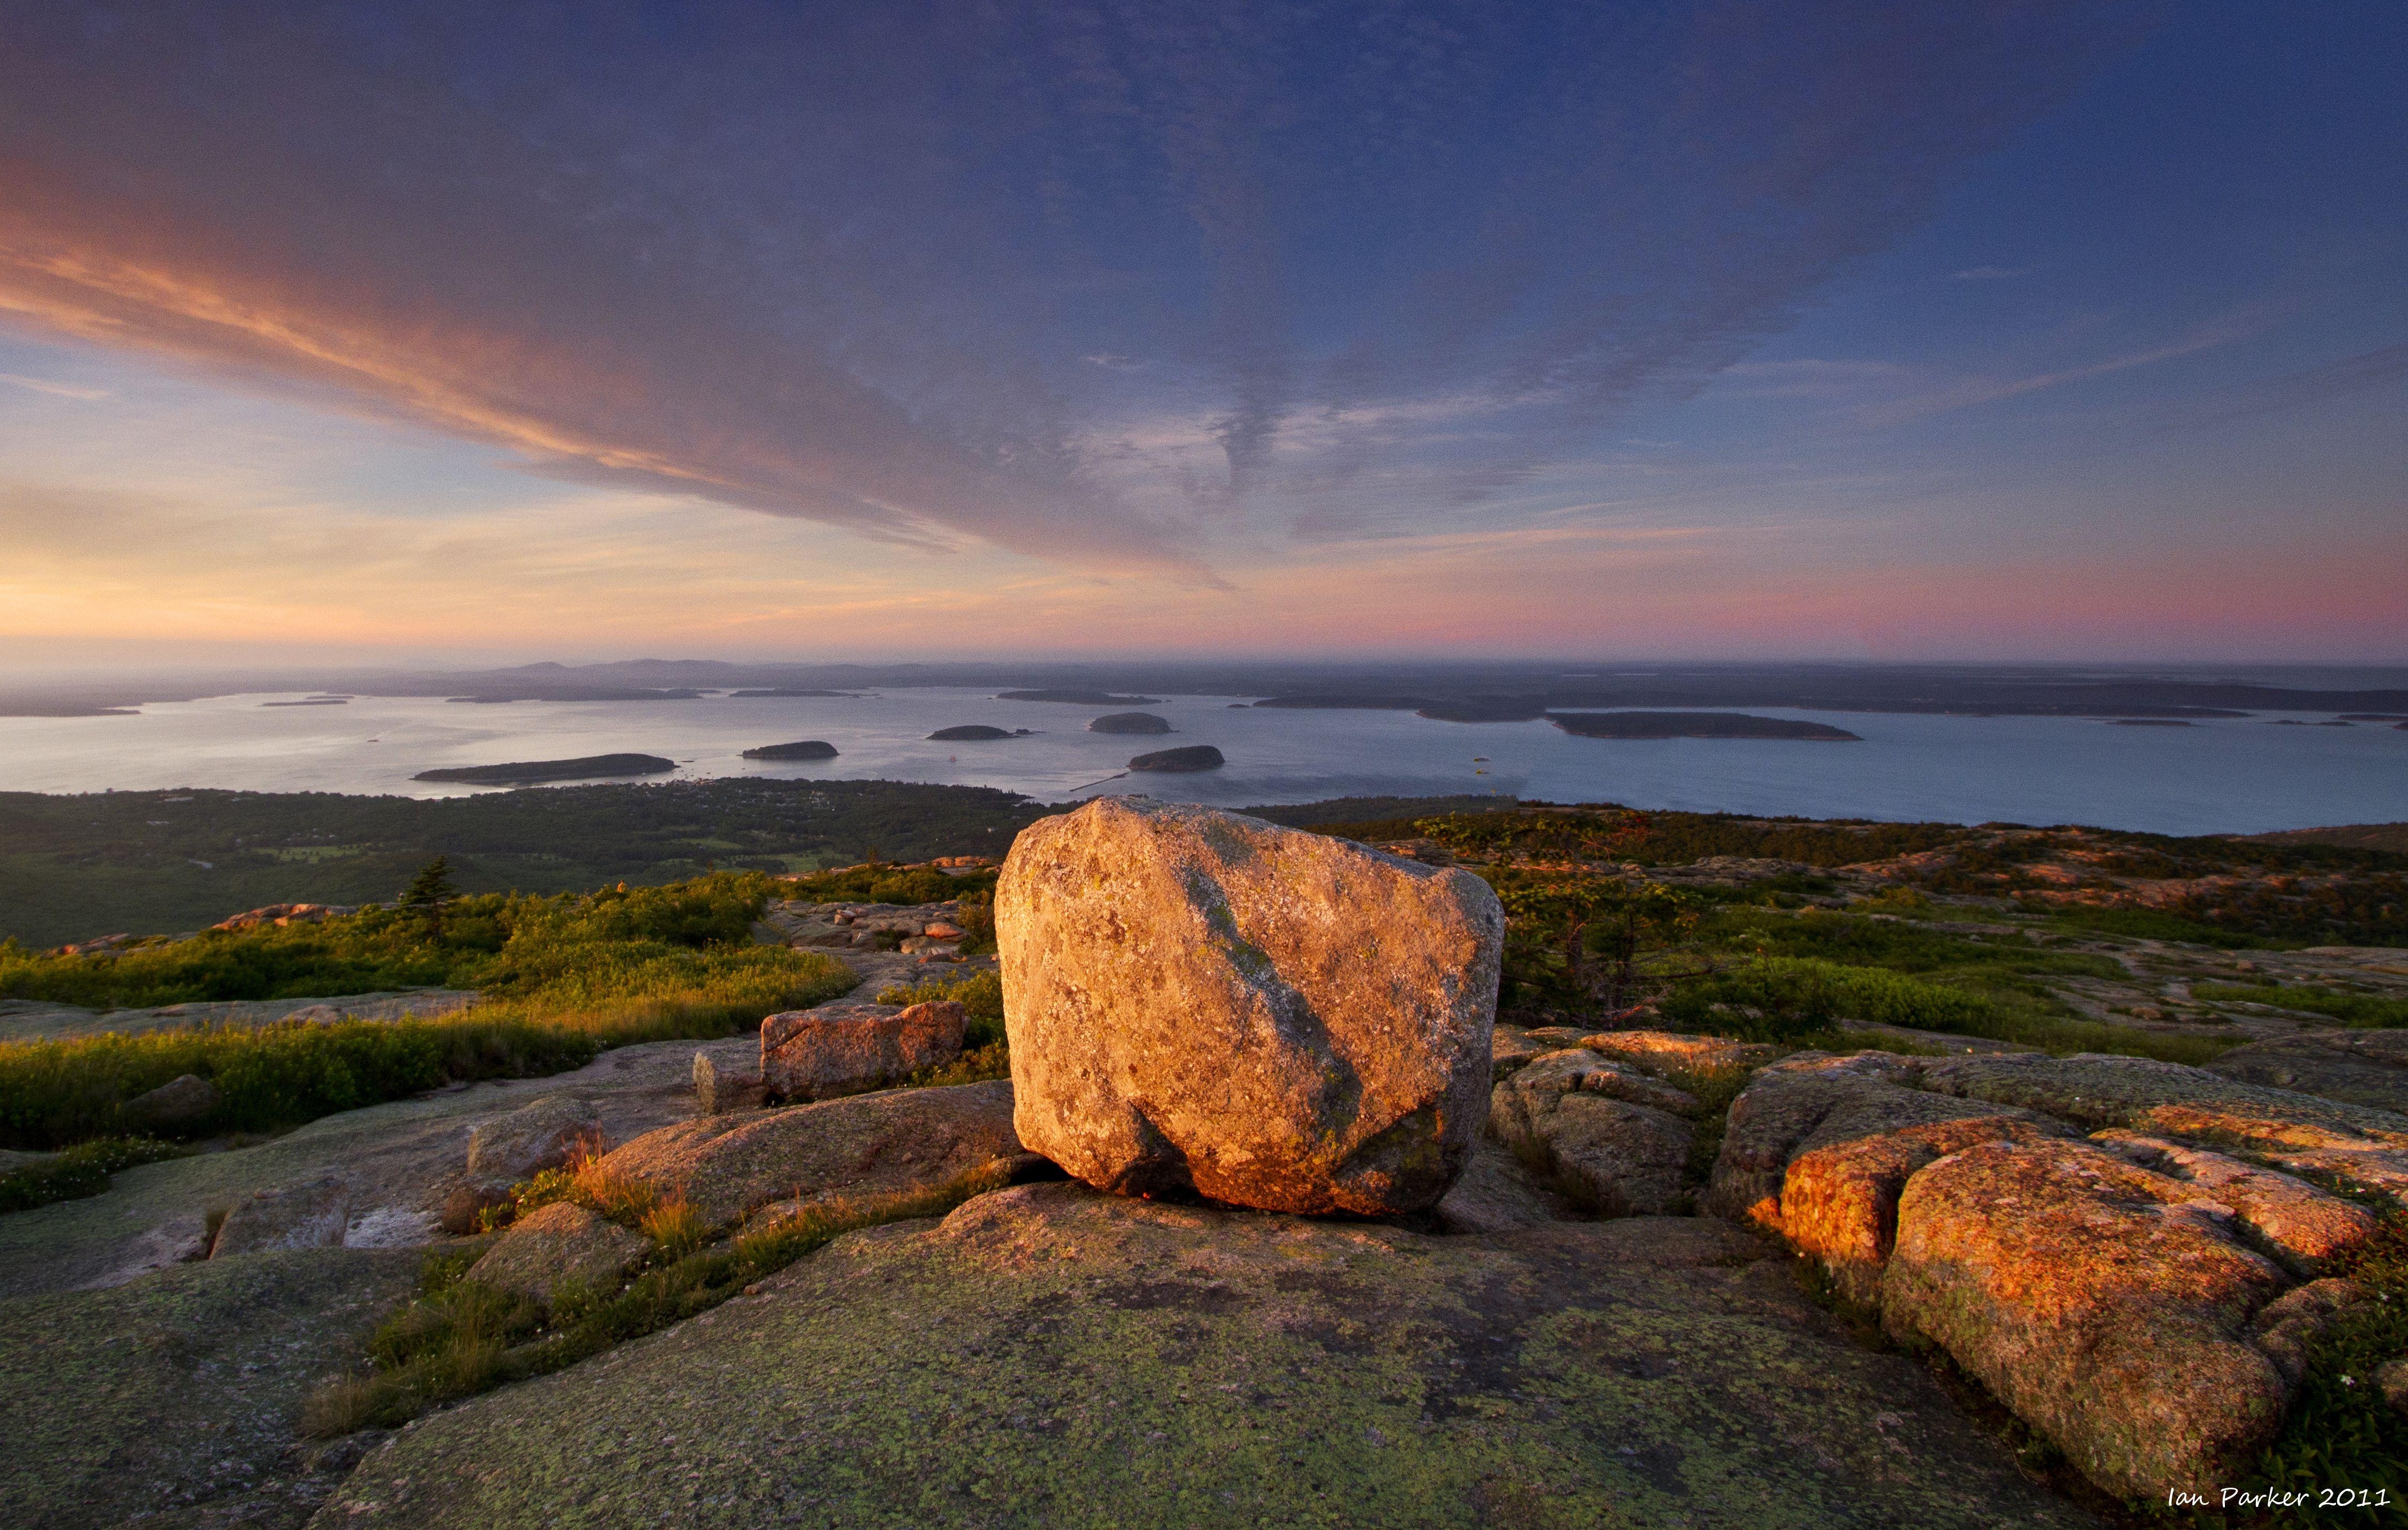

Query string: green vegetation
[780,860,997,908]
[0,872,857,1149]
[304,1157,1016,1436]
[2192,982,2408,1029]
[2033,903,2259,948]
[2250,1213,2407,1518]
[0,779,1047,949]
[0,1135,183,1213]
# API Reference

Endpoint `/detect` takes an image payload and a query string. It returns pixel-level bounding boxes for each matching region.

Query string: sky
[1,1,2403,670]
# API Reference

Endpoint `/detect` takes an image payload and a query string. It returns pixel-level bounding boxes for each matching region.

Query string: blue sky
[0,2,2401,666]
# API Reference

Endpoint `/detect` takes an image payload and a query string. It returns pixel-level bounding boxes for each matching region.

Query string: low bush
[0,872,858,1150]
[0,1135,184,1213]
[876,969,1005,1046]
[780,863,997,908]
[2251,1213,2407,1515]
[2191,982,2408,1029]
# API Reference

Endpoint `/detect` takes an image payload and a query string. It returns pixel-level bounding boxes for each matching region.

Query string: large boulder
[1881,1137,2294,1499]
[464,1095,603,1180]
[466,1201,648,1303]
[590,1079,1024,1227]
[1487,1049,1696,1215]
[314,1184,2097,1530]
[998,798,1503,1215]
[760,1001,965,1101]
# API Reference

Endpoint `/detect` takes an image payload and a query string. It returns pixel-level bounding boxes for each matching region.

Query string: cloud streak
[0,2,2157,574]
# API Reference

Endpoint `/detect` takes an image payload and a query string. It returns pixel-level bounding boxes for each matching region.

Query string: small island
[998,689,1163,705]
[2110,718,2193,728]
[727,688,861,698]
[929,725,1033,741]
[1548,712,1861,741]
[1089,712,1173,734]
[412,753,678,785]
[741,740,840,760]
[262,697,350,707]
[1129,744,1225,772]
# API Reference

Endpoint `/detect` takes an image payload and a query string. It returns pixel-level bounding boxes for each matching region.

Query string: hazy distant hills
[6,658,2406,719]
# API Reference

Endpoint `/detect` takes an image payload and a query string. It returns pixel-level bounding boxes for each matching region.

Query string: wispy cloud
[0,371,108,401]
[1950,264,2037,282]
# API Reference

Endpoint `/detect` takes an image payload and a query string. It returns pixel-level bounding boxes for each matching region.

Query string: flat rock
[0,1033,758,1301]
[0,1247,418,1530]
[1883,1137,2292,1499]
[1429,1136,1577,1234]
[998,798,1503,1215]
[314,1183,2098,1529]
[591,1079,1024,1227]
[465,1094,603,1179]
[2207,1027,2408,1113]
[2089,1130,2374,1276]
[120,1071,222,1131]
[467,1201,648,1302]
[1576,1029,1782,1078]
[759,999,965,1100]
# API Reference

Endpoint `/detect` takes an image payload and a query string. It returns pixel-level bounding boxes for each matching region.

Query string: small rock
[466,1096,605,1180]
[212,1177,352,1258]
[121,1073,222,1132]
[921,922,963,940]
[1489,1050,1694,1215]
[693,1053,765,1115]
[466,1201,648,1303]
[2379,1355,2408,1418]
[2248,1278,2365,1397]
[441,1182,514,1236]
[1576,1030,1779,1078]
[760,1001,965,1101]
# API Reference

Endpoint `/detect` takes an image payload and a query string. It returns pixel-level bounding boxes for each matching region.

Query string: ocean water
[0,687,2401,836]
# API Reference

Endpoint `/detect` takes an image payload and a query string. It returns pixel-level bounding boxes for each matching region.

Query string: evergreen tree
[399,855,456,937]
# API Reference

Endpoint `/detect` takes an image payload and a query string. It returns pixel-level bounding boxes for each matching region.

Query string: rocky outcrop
[1709,1048,2387,1497]
[464,1095,603,1180]
[465,1202,648,1302]
[1882,1138,2292,1499]
[589,1079,1023,1226]
[758,1000,965,1100]
[210,902,357,931]
[998,798,1503,1215]
[1917,1050,2408,1200]
[692,1051,764,1114]
[2208,1027,2408,1113]
[1488,1049,1696,1215]
[316,1183,2096,1530]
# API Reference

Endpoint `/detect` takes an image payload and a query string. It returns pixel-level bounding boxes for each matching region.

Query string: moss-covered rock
[314,1184,2096,1528]
[0,1246,418,1530]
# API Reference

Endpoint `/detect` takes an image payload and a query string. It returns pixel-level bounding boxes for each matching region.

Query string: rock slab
[465,1094,603,1180]
[998,797,1504,1215]
[467,1201,648,1302]
[760,1000,965,1100]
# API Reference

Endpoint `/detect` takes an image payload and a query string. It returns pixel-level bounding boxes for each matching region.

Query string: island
[929,725,1033,741]
[1129,745,1225,772]
[741,740,840,760]
[1089,712,1173,734]
[2109,718,2193,727]
[262,698,350,707]
[412,753,678,784]
[1547,712,1861,741]
[997,689,1164,705]
[727,688,861,698]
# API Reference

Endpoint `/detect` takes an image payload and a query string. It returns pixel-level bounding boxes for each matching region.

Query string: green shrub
[2192,982,2408,1029]
[877,969,1005,1047]
[780,864,997,907]
[2252,1214,2407,1514]
[0,871,857,1151]
[0,1135,184,1213]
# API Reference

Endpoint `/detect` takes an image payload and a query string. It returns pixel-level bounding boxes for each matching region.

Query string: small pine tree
[399,855,456,937]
